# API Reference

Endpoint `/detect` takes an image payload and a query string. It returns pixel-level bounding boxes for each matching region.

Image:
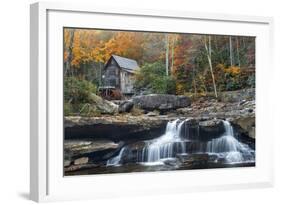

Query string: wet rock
[178,153,209,162]
[146,110,160,116]
[132,94,191,111]
[118,100,134,113]
[74,157,89,165]
[64,140,119,156]
[64,160,71,167]
[231,116,255,139]
[199,119,224,134]
[64,116,168,141]
[64,163,100,172]
[179,119,225,141]
[127,141,147,151]
[64,140,123,166]
[178,153,210,168]
[163,158,181,167]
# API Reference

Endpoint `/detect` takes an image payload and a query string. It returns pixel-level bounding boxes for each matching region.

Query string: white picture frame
[30,2,274,202]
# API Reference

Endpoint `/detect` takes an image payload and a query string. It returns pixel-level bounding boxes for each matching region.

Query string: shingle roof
[111,55,139,71]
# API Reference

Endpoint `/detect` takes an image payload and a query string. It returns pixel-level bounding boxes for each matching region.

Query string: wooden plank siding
[103,55,139,94]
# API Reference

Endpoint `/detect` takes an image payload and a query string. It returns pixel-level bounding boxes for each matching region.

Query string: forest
[64,28,255,115]
[63,28,256,175]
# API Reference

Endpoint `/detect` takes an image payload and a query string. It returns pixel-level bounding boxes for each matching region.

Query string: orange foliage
[64,29,145,66]
[64,29,104,67]
[216,64,241,76]
[102,32,144,62]
[225,66,241,75]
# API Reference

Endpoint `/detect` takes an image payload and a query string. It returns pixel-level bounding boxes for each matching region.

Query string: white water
[106,119,255,167]
[206,121,254,164]
[106,147,126,166]
[140,119,188,163]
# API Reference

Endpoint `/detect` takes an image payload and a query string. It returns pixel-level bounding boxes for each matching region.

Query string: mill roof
[110,55,139,71]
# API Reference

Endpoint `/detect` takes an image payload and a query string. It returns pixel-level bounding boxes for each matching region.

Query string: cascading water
[140,119,188,164]
[107,119,188,166]
[206,121,255,164]
[106,147,126,166]
[106,119,255,167]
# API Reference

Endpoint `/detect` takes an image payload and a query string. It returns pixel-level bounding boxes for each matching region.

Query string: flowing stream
[138,119,188,165]
[206,121,254,163]
[106,119,255,167]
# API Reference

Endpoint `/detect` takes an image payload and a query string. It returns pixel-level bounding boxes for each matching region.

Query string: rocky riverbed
[64,89,255,175]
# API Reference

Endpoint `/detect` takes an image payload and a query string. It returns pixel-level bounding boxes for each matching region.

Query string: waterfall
[140,119,188,164]
[206,121,254,163]
[106,119,255,167]
[177,119,188,153]
[206,121,238,153]
[106,147,126,166]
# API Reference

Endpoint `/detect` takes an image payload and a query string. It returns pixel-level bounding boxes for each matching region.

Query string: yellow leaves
[216,63,225,71]
[225,66,241,75]
[71,32,82,67]
[64,28,103,67]
[104,32,144,61]
[64,51,68,62]
[63,29,72,48]
[216,64,241,76]
[63,29,148,68]
[176,83,185,95]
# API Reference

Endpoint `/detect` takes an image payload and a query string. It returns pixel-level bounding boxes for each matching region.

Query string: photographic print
[63,28,255,176]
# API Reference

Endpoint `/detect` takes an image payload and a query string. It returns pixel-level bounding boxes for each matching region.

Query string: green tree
[134,62,176,94]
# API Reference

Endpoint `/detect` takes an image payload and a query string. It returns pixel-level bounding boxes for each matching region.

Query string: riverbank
[64,88,255,175]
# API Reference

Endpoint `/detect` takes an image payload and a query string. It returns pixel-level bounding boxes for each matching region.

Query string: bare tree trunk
[171,35,175,73]
[192,67,197,96]
[209,35,212,59]
[193,79,197,96]
[165,34,169,76]
[65,29,75,76]
[242,37,246,49]
[214,36,218,50]
[99,62,102,86]
[236,37,241,67]
[204,35,218,98]
[229,36,233,66]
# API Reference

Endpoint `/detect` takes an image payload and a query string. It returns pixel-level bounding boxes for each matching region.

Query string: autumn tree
[204,35,218,98]
[64,29,74,76]
[63,28,256,97]
[141,33,166,64]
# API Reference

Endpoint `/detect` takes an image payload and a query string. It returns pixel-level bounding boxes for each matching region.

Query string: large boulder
[199,119,225,139]
[180,119,225,141]
[132,94,191,111]
[118,100,134,113]
[231,116,255,139]
[89,93,118,114]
